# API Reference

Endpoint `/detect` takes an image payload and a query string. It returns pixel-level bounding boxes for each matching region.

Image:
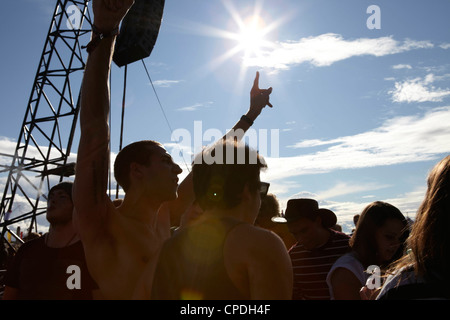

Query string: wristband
[82,25,119,53]
[240,115,254,126]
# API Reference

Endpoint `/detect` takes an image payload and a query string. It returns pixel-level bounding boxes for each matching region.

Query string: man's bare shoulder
[227,223,287,253]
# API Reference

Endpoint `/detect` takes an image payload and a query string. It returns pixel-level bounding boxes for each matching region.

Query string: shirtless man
[73,0,273,299]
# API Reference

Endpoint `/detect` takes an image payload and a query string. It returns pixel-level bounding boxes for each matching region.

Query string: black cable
[116,64,128,199]
[141,59,175,134]
[141,59,191,172]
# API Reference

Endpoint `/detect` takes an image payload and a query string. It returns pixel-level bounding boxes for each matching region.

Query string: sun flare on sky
[233,14,272,60]
[194,0,287,74]
[185,0,292,100]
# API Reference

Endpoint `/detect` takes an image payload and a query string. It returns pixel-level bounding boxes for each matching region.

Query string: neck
[119,192,162,227]
[46,222,78,248]
[204,205,254,224]
[315,228,331,248]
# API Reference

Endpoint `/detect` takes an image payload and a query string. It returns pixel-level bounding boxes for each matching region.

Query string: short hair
[193,140,267,211]
[257,193,280,219]
[114,140,163,192]
[255,193,280,226]
[48,181,73,201]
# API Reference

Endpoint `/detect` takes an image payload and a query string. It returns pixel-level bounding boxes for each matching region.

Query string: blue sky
[1,0,450,234]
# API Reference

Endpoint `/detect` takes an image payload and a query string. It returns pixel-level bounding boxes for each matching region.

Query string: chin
[162,191,178,202]
[172,191,180,200]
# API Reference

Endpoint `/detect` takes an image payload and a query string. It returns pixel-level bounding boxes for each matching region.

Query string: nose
[47,198,56,209]
[173,163,182,174]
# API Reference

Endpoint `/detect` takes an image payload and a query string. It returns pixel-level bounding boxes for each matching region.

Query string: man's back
[152,217,246,300]
[152,216,292,300]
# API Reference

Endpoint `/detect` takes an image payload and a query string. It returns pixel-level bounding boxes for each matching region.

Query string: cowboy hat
[272,198,337,228]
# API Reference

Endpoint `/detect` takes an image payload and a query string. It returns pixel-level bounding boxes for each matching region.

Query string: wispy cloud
[392,64,412,70]
[0,137,17,164]
[152,80,183,88]
[277,186,425,233]
[177,101,213,112]
[243,33,433,69]
[267,106,450,181]
[390,73,450,103]
[316,182,390,200]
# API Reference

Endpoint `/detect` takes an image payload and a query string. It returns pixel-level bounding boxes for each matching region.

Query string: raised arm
[73,0,134,236]
[228,71,273,137]
[165,71,273,227]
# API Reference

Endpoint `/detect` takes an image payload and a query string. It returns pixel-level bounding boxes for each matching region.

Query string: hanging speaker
[113,0,165,67]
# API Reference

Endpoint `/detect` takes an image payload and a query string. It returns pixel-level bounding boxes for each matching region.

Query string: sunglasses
[260,182,270,198]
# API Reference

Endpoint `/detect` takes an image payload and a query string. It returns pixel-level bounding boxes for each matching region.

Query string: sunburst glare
[233,14,273,61]
[186,0,289,76]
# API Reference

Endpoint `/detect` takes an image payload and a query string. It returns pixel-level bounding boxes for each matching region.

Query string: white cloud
[257,107,449,232]
[264,180,302,200]
[382,186,426,219]
[0,136,80,234]
[0,137,17,165]
[177,101,213,112]
[243,33,433,69]
[2,109,445,234]
[152,80,183,87]
[440,43,450,50]
[392,64,412,70]
[390,73,450,103]
[268,106,450,181]
[274,186,425,234]
[316,182,390,200]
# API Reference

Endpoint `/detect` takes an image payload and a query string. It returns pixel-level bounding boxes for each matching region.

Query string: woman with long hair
[327,201,408,299]
[377,155,450,300]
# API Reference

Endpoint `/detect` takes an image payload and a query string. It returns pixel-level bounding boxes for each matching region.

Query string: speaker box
[113,0,165,67]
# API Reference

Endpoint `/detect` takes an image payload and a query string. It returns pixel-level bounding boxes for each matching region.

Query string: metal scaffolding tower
[0,0,92,241]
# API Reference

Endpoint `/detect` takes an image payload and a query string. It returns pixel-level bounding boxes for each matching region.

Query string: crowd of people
[1,0,449,300]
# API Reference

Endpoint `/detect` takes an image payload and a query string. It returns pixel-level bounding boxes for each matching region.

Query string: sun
[191,1,288,77]
[235,15,270,58]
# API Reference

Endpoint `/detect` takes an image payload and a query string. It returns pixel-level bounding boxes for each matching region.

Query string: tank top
[152,217,246,300]
[4,237,98,299]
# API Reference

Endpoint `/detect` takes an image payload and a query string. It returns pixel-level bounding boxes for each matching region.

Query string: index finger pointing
[252,71,260,90]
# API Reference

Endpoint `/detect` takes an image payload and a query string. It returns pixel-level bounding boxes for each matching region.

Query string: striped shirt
[289,229,350,300]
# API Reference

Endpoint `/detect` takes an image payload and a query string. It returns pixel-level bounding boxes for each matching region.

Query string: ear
[129,162,145,180]
[240,183,255,204]
[314,215,323,227]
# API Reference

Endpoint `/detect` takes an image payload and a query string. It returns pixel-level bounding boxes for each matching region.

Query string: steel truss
[0,0,92,240]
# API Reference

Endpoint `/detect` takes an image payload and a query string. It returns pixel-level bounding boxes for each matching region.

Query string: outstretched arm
[73,0,134,238]
[165,71,273,227]
[228,71,273,137]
